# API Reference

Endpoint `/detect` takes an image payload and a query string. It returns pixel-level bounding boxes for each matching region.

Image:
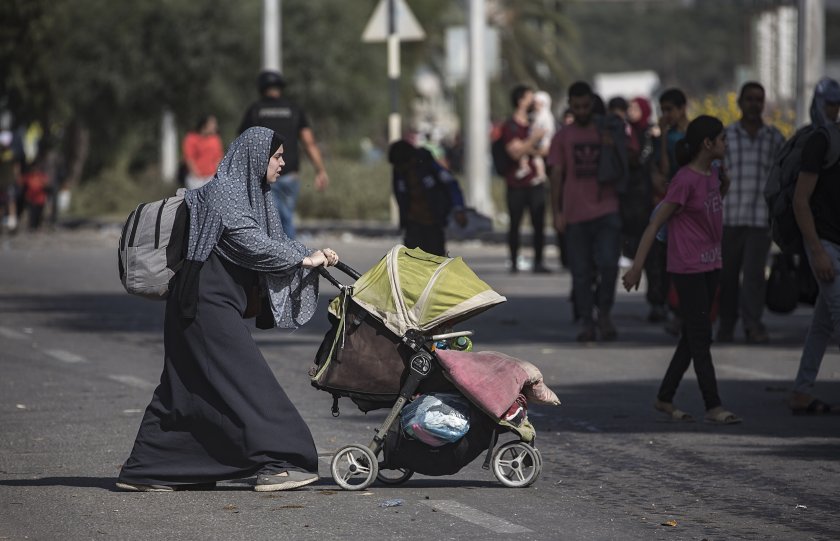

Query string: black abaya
[118,252,318,486]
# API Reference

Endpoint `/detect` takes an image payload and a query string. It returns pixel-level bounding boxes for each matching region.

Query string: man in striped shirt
[717,82,786,344]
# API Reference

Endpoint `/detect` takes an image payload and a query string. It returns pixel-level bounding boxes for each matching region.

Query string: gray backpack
[118,190,188,299]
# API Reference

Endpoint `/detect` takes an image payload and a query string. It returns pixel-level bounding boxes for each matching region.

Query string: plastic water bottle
[449,336,473,352]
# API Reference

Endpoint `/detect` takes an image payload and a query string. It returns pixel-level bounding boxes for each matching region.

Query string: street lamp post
[263,0,282,71]
[466,0,493,216]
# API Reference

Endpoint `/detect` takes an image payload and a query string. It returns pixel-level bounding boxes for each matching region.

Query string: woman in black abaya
[117,127,339,492]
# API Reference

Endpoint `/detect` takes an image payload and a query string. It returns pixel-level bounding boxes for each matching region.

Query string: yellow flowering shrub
[690,92,796,139]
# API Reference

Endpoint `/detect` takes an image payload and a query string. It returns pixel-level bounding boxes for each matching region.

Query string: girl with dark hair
[622,115,741,425]
[117,127,341,492]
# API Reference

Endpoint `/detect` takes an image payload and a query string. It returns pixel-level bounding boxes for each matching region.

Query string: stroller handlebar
[317,261,361,289]
[334,261,361,280]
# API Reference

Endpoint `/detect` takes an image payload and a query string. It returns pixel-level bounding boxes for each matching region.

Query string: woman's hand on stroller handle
[303,248,339,269]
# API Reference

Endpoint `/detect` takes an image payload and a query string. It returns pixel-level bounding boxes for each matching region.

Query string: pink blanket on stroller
[434,349,560,418]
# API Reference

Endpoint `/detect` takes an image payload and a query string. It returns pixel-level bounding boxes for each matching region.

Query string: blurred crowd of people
[0,114,64,234]
[3,65,838,421]
[493,76,840,420]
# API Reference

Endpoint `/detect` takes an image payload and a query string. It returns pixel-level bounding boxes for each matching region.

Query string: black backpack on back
[491,121,515,176]
[764,125,840,255]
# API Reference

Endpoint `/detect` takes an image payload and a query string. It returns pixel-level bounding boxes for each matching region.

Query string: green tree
[489,0,579,104]
[564,1,753,99]
[2,0,262,185]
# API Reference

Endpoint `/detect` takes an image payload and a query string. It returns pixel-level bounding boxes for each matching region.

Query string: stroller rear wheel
[491,441,541,488]
[376,467,414,485]
[331,444,379,491]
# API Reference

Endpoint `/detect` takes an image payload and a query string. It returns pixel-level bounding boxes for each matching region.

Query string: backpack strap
[820,125,840,169]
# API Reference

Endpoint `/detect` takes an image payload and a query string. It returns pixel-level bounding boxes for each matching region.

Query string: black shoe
[532,264,552,274]
[577,325,597,342]
[597,316,618,341]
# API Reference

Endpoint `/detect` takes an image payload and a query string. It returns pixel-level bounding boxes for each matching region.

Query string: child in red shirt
[22,163,49,230]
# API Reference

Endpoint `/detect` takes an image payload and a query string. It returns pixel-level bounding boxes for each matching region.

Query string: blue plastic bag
[400,393,471,447]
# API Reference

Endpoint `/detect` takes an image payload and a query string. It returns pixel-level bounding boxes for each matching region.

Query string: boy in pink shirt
[623,115,741,425]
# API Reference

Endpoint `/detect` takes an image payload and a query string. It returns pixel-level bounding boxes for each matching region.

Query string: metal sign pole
[388,0,401,142]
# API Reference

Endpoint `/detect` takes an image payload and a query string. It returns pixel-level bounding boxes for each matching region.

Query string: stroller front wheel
[491,441,542,488]
[331,444,379,491]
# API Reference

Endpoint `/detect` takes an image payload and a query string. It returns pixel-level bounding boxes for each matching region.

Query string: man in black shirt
[790,77,840,414]
[239,71,329,238]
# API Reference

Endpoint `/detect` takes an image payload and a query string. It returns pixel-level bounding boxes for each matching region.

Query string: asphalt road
[1,228,838,541]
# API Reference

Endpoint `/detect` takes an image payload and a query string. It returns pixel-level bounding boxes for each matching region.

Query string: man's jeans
[565,212,622,325]
[269,173,301,239]
[794,239,840,394]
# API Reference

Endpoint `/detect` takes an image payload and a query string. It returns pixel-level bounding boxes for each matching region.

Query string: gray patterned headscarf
[183,126,318,329]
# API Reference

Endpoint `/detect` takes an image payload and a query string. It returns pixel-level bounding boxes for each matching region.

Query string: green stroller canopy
[332,245,507,336]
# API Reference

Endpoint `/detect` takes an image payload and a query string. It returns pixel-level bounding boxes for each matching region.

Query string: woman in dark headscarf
[117,127,339,492]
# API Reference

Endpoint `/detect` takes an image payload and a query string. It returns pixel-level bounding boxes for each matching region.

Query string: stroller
[311,246,547,490]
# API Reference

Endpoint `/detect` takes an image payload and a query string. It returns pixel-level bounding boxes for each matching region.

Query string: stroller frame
[317,262,543,490]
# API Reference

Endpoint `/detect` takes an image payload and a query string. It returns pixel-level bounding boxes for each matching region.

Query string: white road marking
[0,326,28,340]
[108,374,156,390]
[43,349,86,364]
[420,500,532,534]
[716,363,786,381]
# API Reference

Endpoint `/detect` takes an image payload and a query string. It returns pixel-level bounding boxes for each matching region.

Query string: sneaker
[532,264,552,274]
[597,316,618,341]
[254,470,319,492]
